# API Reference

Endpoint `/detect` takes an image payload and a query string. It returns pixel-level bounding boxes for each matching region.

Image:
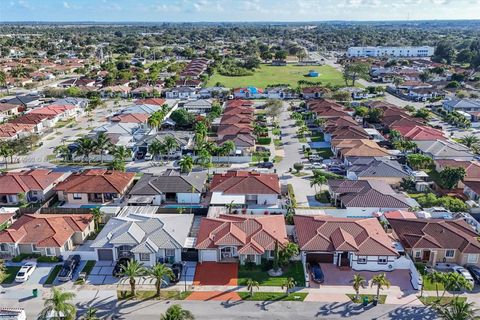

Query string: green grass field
[206,64,345,88]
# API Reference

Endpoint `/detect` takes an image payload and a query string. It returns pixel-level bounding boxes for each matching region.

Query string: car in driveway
[466,265,480,285]
[257,161,274,169]
[452,266,475,288]
[310,263,324,284]
[58,255,81,282]
[113,257,131,277]
[171,262,183,283]
[15,262,37,283]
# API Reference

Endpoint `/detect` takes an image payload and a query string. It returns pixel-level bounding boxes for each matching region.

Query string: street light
[182,261,187,292]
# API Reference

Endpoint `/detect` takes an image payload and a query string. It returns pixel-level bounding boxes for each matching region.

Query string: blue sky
[1,0,480,22]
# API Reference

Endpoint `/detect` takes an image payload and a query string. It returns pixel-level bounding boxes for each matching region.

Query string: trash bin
[372,297,378,306]
[362,296,369,306]
[32,289,38,297]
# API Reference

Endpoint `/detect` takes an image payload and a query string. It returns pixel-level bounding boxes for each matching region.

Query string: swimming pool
[163,204,204,209]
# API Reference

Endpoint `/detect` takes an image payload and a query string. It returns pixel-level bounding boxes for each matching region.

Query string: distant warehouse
[347,46,434,58]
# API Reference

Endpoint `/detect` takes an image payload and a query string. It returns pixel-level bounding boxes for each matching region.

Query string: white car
[144,153,153,161]
[452,266,475,288]
[15,262,37,283]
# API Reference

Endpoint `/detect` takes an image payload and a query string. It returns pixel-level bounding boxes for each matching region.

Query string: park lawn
[118,290,191,301]
[1,266,21,284]
[237,261,305,287]
[206,64,345,88]
[238,292,307,301]
[347,294,387,304]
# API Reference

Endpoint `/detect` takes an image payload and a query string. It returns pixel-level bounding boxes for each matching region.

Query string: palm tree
[95,132,111,163]
[54,145,71,162]
[76,137,96,163]
[442,272,473,297]
[147,114,161,129]
[220,141,235,164]
[0,70,8,94]
[389,129,402,142]
[310,175,327,194]
[120,260,146,297]
[425,271,445,298]
[40,288,76,320]
[149,140,166,161]
[246,278,259,296]
[0,144,14,169]
[160,305,194,320]
[111,145,131,162]
[371,273,390,302]
[148,263,175,297]
[82,307,99,320]
[164,136,179,159]
[90,207,103,231]
[225,200,235,214]
[196,149,212,174]
[178,155,194,173]
[351,274,366,302]
[461,135,480,150]
[436,298,479,320]
[281,277,296,295]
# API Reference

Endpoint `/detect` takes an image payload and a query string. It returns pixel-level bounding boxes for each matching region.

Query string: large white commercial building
[347,46,434,58]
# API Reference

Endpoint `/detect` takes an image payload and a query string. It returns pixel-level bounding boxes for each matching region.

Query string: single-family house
[110,113,149,124]
[332,139,391,159]
[90,212,194,265]
[165,87,198,99]
[264,87,297,99]
[180,99,213,114]
[388,218,480,267]
[416,139,474,161]
[0,123,35,141]
[127,170,207,205]
[0,214,94,257]
[54,169,135,205]
[196,214,288,265]
[233,87,265,99]
[302,87,327,99]
[345,157,409,186]
[294,215,399,271]
[134,131,194,159]
[2,95,41,109]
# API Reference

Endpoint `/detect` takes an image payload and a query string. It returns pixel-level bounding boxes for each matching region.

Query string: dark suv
[113,257,131,277]
[57,255,81,282]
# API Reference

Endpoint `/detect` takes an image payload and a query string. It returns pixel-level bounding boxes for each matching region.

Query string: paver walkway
[186,291,242,301]
[193,262,238,286]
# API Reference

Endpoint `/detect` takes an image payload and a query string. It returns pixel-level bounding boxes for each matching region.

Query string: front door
[422,250,431,262]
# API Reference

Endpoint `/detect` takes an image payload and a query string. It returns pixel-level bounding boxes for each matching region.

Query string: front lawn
[347,294,387,304]
[238,292,307,301]
[1,266,21,284]
[238,261,305,287]
[415,263,445,291]
[419,296,466,306]
[117,290,191,301]
[44,265,62,285]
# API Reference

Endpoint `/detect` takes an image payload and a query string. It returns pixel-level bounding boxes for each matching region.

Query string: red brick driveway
[193,262,238,286]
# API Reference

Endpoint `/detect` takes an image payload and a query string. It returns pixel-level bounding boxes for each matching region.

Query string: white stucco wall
[257,194,278,205]
[177,193,201,204]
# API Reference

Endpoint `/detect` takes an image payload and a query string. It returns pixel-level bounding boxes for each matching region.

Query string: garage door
[201,250,217,262]
[97,249,114,261]
[307,253,334,264]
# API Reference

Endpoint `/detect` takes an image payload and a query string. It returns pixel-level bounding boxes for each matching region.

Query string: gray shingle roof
[416,140,474,159]
[347,157,409,178]
[129,170,207,196]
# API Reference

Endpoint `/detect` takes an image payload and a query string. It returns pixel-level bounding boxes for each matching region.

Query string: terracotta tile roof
[0,214,92,247]
[196,214,287,254]
[436,160,480,182]
[391,125,445,141]
[54,169,135,194]
[135,98,166,106]
[333,139,391,157]
[324,116,358,129]
[211,171,280,195]
[28,105,75,116]
[220,114,253,125]
[217,123,253,136]
[308,100,349,118]
[329,126,370,141]
[294,215,398,256]
[0,103,19,112]
[302,87,329,94]
[0,123,35,138]
[10,113,53,125]
[0,169,65,195]
[225,100,254,109]
[0,213,14,225]
[110,113,149,124]
[383,210,417,220]
[388,218,480,254]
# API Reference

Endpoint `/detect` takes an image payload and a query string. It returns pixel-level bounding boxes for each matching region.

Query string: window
[378,256,388,264]
[0,244,8,251]
[32,244,39,252]
[139,253,150,261]
[46,248,55,256]
[414,251,421,258]
[73,193,82,200]
[357,256,367,264]
[165,249,175,258]
[468,254,478,264]
[445,250,455,258]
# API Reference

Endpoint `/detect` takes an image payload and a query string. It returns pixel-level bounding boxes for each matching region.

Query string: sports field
[206,64,345,88]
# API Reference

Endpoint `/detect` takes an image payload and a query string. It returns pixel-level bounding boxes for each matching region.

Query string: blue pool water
[163,204,204,209]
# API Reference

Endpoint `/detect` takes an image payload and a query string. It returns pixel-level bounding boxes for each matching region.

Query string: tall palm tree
[371,273,390,302]
[147,114,161,129]
[54,145,72,162]
[351,274,366,302]
[220,141,235,164]
[76,137,96,163]
[436,298,479,320]
[120,260,146,297]
[310,175,327,194]
[111,145,131,161]
[442,272,473,297]
[178,155,194,173]
[95,132,111,163]
[148,263,175,297]
[163,136,179,159]
[160,304,194,320]
[425,271,445,298]
[246,278,259,296]
[149,140,166,161]
[281,277,296,295]
[196,149,212,174]
[40,288,76,320]
[225,200,235,214]
[461,135,480,149]
[90,207,103,231]
[0,70,8,94]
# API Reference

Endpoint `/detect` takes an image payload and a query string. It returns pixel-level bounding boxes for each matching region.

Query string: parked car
[452,266,475,288]
[113,257,131,277]
[15,262,37,283]
[171,262,183,283]
[329,167,346,175]
[144,153,153,161]
[466,265,480,285]
[257,161,274,169]
[310,162,327,170]
[58,255,81,282]
[256,146,270,153]
[309,155,323,162]
[310,263,324,284]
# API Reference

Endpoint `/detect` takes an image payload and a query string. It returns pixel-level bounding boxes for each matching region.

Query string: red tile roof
[0,170,65,195]
[10,113,53,125]
[436,160,480,182]
[0,103,19,113]
[54,169,135,194]
[383,210,417,220]
[196,214,287,254]
[110,113,149,124]
[0,123,35,138]
[28,105,75,116]
[391,125,445,141]
[388,218,480,253]
[211,171,280,195]
[135,98,166,106]
[0,213,14,225]
[225,100,254,109]
[294,215,398,256]
[0,214,92,247]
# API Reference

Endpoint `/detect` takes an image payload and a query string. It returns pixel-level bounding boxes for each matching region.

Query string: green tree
[442,272,473,297]
[111,145,131,161]
[279,242,299,266]
[149,140,166,161]
[160,304,194,320]
[148,263,175,297]
[407,153,433,170]
[120,260,146,297]
[371,273,390,302]
[366,108,384,123]
[351,274,366,302]
[40,288,76,320]
[246,278,259,296]
[220,141,235,164]
[195,149,212,174]
[82,307,99,320]
[293,162,304,173]
[170,109,194,127]
[0,259,6,283]
[281,277,296,295]
[163,136,179,159]
[425,271,445,298]
[90,207,103,231]
[439,167,466,189]
[179,155,194,173]
[414,108,431,119]
[354,106,369,118]
[95,132,111,163]
[54,145,72,162]
[343,62,370,86]
[0,70,8,94]
[76,137,96,163]
[310,174,327,194]
[461,135,480,152]
[433,41,456,64]
[436,297,479,320]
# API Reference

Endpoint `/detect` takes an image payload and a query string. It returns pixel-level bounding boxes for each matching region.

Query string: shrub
[256,137,272,145]
[11,253,60,263]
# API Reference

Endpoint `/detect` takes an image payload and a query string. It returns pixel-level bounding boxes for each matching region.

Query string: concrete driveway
[87,261,118,285]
